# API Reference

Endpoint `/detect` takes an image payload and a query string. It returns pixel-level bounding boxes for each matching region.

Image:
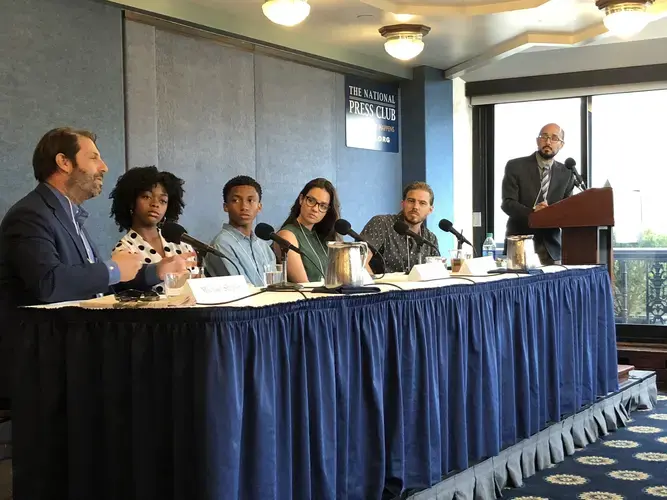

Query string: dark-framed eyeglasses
[303,195,330,213]
[114,289,160,303]
[537,134,563,143]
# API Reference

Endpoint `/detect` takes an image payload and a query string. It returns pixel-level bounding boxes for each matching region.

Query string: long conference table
[11,265,618,500]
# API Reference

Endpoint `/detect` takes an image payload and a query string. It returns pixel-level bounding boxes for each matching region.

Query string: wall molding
[123,10,407,83]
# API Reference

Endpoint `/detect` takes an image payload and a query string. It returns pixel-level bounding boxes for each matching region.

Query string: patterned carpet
[504,394,667,499]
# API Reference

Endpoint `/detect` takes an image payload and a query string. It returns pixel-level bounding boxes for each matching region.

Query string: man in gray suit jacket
[501,123,576,265]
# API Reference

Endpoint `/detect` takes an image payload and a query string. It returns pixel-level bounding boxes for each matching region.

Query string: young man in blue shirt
[204,176,276,286]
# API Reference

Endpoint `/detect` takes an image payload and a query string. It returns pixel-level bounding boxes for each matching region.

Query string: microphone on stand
[255,222,325,289]
[438,219,473,247]
[564,157,587,190]
[162,222,241,275]
[255,223,303,256]
[393,220,440,253]
[334,219,378,254]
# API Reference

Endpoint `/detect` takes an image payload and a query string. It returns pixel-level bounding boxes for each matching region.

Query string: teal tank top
[281,222,329,283]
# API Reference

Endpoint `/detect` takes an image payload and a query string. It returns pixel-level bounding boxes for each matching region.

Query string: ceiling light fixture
[379,24,431,61]
[392,13,415,23]
[596,0,654,38]
[262,0,311,27]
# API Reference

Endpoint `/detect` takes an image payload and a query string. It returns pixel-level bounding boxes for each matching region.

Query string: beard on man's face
[67,161,104,201]
[538,148,556,160]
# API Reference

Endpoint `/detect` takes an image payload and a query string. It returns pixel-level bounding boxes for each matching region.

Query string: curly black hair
[223,175,262,203]
[109,166,186,232]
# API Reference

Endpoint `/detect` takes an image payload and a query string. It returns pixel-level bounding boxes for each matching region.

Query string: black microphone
[393,220,439,252]
[162,222,224,258]
[162,222,242,276]
[256,222,325,279]
[564,157,587,190]
[334,219,379,254]
[255,223,302,255]
[438,219,473,247]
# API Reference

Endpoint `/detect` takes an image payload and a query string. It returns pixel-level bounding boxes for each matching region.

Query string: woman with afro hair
[109,166,196,293]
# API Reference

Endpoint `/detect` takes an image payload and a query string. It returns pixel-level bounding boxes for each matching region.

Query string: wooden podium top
[529,187,615,229]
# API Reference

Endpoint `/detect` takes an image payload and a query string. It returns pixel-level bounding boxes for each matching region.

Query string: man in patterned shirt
[360,181,440,274]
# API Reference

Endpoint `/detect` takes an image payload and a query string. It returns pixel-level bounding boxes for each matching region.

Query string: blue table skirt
[12,267,618,500]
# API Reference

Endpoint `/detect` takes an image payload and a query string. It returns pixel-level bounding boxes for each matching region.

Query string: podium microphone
[564,157,587,190]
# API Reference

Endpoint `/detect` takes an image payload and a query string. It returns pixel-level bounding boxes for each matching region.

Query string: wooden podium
[529,187,615,274]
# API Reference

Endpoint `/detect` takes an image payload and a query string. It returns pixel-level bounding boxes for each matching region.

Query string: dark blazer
[0,183,157,307]
[0,183,161,402]
[500,153,575,261]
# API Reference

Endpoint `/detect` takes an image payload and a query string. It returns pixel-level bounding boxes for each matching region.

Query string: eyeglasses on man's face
[537,134,563,144]
[303,195,330,213]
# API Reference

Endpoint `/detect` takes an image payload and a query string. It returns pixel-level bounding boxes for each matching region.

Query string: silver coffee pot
[506,235,539,270]
[325,241,369,288]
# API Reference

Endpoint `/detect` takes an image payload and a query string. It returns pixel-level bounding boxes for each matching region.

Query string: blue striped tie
[541,165,550,202]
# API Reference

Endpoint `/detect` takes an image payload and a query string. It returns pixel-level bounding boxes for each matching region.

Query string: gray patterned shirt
[360,213,439,274]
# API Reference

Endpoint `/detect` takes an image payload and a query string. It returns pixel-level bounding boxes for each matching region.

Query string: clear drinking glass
[164,271,191,297]
[449,249,471,273]
[264,263,283,286]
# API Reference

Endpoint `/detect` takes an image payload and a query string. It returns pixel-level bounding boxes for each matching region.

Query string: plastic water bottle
[482,233,496,259]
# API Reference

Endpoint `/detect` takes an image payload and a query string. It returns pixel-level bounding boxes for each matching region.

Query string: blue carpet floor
[504,394,667,499]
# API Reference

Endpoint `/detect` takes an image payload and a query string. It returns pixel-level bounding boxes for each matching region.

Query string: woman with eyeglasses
[277,178,341,283]
[109,166,196,294]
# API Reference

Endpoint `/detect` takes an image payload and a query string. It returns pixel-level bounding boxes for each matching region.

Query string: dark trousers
[534,239,556,266]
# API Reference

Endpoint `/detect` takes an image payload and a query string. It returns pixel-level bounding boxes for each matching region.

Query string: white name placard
[459,256,496,275]
[408,263,450,282]
[184,275,248,305]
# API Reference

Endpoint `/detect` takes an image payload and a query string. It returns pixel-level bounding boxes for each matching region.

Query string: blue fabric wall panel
[254,55,337,227]
[0,0,125,255]
[154,29,256,240]
[124,21,159,170]
[124,21,403,237]
[334,73,403,232]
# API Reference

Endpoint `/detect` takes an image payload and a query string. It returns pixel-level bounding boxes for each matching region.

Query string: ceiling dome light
[262,0,310,27]
[379,24,431,61]
[596,0,654,38]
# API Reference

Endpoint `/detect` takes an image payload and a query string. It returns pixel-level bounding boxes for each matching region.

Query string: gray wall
[124,21,402,243]
[0,0,125,254]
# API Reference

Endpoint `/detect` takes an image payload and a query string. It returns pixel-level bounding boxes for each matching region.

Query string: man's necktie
[73,205,96,263]
[541,165,550,202]
[74,205,89,228]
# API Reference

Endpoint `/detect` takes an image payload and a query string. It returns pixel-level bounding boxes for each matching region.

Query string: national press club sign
[345,76,399,153]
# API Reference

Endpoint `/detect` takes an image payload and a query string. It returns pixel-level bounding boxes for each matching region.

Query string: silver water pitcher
[325,241,369,288]
[506,235,539,270]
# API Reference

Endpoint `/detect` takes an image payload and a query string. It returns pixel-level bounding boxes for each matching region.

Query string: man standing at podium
[500,123,575,265]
